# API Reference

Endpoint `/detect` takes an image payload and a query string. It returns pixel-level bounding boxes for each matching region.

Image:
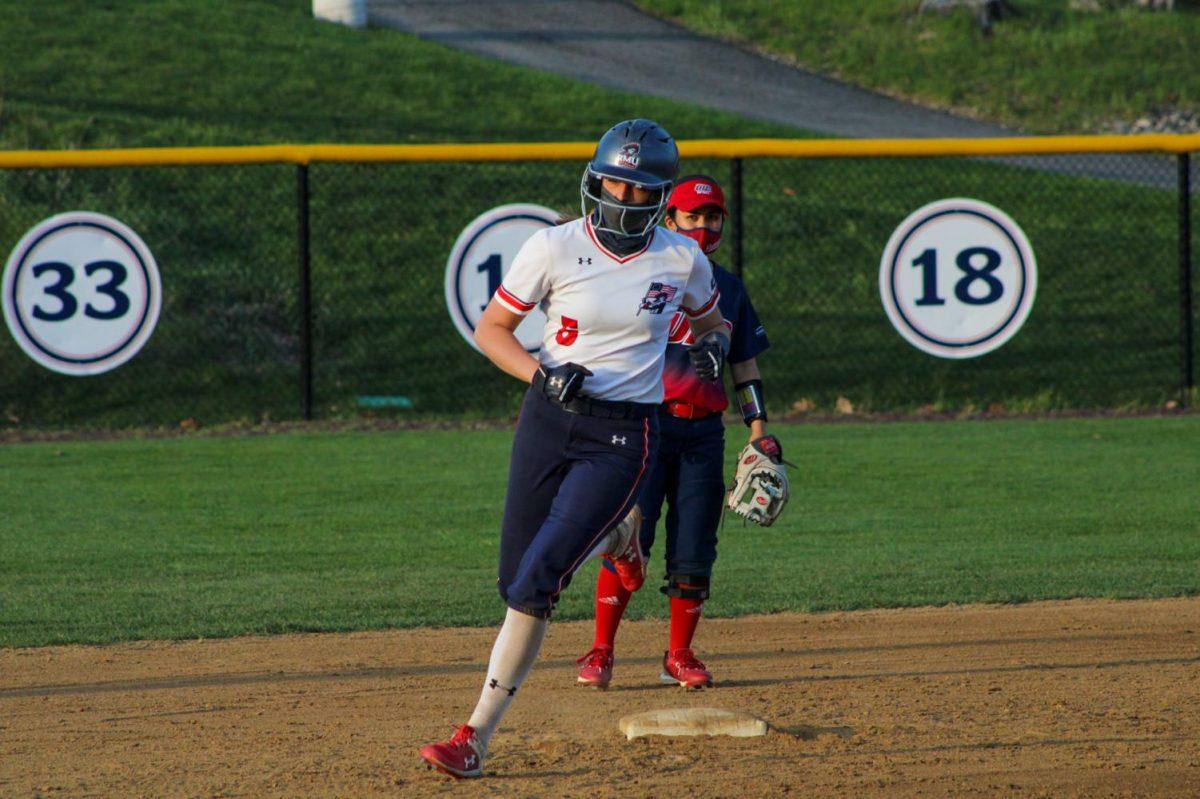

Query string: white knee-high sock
[466,607,548,750]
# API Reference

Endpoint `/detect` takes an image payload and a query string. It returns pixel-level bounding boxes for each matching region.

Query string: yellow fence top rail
[1,135,1199,169]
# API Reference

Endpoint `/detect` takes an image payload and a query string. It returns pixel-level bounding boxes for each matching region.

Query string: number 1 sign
[444,204,557,354]
[879,198,1037,359]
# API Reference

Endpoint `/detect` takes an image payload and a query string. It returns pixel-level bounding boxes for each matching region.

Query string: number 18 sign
[444,204,557,354]
[879,198,1037,359]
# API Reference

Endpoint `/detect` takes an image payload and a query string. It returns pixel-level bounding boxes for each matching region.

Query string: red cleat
[607,506,646,592]
[660,648,714,689]
[419,724,485,779]
[576,646,614,689]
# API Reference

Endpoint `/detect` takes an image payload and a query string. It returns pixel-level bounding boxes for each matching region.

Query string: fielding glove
[727,435,790,527]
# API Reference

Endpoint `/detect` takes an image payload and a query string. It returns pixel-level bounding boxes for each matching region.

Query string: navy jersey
[662,262,769,413]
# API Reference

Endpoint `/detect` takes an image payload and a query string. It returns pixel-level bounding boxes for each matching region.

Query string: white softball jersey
[495,217,719,404]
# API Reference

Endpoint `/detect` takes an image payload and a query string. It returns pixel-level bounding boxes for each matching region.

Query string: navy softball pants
[636,412,726,579]
[498,387,660,618]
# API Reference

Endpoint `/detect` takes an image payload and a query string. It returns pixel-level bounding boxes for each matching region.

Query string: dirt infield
[2,598,1198,798]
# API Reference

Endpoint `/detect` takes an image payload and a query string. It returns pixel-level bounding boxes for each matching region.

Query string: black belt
[559,394,658,420]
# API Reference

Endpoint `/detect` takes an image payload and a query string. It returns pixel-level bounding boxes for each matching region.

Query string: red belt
[663,400,720,420]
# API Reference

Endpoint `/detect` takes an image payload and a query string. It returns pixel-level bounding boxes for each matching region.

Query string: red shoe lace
[670,649,706,671]
[449,725,476,746]
[577,647,613,667]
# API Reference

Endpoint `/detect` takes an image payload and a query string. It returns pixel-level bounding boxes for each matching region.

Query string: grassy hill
[0,0,793,151]
[634,0,1200,134]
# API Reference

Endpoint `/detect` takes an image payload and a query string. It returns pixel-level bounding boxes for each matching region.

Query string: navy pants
[636,412,726,579]
[498,387,660,618]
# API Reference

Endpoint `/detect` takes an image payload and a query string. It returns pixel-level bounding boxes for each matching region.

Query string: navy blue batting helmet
[580,119,680,238]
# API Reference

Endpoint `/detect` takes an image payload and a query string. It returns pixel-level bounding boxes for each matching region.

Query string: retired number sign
[445,203,557,354]
[3,212,162,376]
[879,198,1036,359]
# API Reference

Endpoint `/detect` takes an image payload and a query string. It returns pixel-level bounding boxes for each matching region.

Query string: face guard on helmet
[580,119,680,238]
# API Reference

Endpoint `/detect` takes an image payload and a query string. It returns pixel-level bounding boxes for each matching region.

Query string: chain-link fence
[0,140,1194,429]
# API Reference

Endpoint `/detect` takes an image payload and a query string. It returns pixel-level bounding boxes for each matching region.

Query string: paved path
[368,0,1012,140]
[367,0,1179,188]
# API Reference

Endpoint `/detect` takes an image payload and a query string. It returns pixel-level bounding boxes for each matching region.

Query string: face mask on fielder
[672,223,723,255]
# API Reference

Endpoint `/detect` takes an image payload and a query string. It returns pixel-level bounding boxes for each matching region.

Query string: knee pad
[661,573,710,601]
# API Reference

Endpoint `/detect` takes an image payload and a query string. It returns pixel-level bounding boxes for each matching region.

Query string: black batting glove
[687,330,729,382]
[536,362,593,404]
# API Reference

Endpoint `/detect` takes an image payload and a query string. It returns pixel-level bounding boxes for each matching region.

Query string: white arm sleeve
[495,230,551,316]
[680,250,720,318]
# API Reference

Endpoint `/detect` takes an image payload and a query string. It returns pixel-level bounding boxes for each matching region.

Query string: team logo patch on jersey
[637,282,678,315]
[617,142,641,168]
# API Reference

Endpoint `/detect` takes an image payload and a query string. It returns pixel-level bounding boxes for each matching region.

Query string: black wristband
[734,379,767,426]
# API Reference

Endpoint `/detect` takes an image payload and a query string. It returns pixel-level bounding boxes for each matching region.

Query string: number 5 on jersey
[556,316,579,346]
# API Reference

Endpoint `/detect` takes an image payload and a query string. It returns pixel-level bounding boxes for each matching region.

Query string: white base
[619,707,768,740]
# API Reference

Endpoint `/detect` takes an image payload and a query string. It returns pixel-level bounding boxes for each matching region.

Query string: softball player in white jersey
[419,119,732,780]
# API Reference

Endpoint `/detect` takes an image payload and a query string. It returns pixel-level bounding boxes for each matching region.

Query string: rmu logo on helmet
[616,142,641,169]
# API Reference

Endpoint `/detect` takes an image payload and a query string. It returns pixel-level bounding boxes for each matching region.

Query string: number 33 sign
[879,198,1037,359]
[3,212,162,376]
[445,204,557,354]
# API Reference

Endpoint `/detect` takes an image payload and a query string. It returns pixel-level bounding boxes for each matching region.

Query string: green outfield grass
[2,416,1196,648]
[634,0,1200,134]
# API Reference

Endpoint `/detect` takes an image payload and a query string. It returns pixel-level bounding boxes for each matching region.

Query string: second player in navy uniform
[576,174,783,690]
[419,121,732,779]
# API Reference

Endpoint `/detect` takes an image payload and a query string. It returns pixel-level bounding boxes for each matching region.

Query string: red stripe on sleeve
[682,289,720,318]
[496,285,536,314]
